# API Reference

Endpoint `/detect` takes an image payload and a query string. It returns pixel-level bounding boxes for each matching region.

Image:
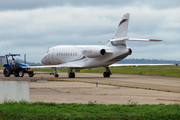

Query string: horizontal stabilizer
[109,37,129,42]
[109,37,162,42]
[128,38,162,42]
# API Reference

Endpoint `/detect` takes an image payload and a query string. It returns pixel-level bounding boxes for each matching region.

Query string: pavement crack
[49,88,66,93]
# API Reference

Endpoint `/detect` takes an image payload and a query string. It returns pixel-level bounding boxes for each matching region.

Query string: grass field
[33,65,180,77]
[1,64,180,77]
[0,101,179,120]
[1,65,180,119]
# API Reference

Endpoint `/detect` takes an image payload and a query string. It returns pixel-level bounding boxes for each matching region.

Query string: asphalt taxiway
[0,71,180,104]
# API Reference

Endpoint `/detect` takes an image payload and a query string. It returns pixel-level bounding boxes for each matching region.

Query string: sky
[0,0,180,63]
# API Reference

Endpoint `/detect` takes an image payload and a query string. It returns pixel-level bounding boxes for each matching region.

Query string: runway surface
[0,71,180,104]
[31,72,180,93]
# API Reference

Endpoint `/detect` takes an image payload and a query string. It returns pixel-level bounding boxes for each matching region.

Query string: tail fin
[113,13,130,39]
[106,13,162,47]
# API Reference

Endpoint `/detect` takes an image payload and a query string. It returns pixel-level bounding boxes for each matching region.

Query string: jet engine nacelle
[82,47,106,58]
[128,48,132,55]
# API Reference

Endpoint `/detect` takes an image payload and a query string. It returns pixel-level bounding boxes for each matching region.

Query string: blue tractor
[3,54,34,77]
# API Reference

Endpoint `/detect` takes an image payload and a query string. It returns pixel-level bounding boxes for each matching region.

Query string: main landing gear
[68,68,75,78]
[53,67,111,78]
[53,67,75,78]
[103,67,112,78]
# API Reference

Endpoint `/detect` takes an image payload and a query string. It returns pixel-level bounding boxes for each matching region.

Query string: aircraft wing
[23,62,83,69]
[110,64,174,67]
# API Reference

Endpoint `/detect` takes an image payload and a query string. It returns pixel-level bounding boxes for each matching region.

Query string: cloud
[1,0,180,10]
[0,2,180,62]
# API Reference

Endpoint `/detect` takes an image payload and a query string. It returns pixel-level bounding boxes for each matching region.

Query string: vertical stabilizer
[113,13,130,39]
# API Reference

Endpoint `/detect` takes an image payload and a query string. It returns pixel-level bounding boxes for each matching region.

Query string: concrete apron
[0,80,29,103]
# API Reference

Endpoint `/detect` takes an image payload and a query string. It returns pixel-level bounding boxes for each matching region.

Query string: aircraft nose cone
[41,55,47,65]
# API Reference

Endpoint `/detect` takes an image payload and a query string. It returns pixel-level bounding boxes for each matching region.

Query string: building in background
[0,56,6,65]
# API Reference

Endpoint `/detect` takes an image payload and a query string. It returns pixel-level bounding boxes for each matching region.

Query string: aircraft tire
[3,68,11,77]
[68,73,72,78]
[68,72,75,78]
[103,72,107,78]
[54,74,59,77]
[68,73,71,78]
[72,72,75,78]
[106,72,110,78]
[103,72,110,78]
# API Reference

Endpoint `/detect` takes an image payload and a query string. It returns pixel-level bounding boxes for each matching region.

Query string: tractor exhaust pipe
[24,54,26,64]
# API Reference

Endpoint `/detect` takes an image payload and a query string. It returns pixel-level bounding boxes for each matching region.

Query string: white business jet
[31,13,162,78]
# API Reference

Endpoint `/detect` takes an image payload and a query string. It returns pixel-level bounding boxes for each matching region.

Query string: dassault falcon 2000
[29,13,162,78]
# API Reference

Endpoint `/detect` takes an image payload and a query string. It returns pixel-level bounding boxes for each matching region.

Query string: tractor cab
[3,54,34,77]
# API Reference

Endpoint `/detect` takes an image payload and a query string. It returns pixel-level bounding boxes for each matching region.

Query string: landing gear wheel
[68,72,75,78]
[103,72,107,78]
[19,70,24,77]
[3,68,11,77]
[103,72,110,78]
[72,72,75,78]
[28,72,34,77]
[54,74,59,77]
[68,73,72,78]
[106,72,110,78]
[14,73,19,77]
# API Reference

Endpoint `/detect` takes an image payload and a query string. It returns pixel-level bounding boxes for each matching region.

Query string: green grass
[2,65,180,77]
[84,65,180,77]
[32,65,180,77]
[0,101,179,120]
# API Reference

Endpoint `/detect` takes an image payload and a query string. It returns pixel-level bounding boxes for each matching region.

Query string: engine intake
[100,49,106,55]
[128,48,132,55]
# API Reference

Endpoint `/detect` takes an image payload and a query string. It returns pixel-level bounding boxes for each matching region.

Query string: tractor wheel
[28,72,34,77]
[14,73,19,77]
[3,68,11,77]
[19,70,24,77]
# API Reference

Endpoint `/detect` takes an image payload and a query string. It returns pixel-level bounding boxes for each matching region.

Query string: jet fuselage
[41,44,131,68]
